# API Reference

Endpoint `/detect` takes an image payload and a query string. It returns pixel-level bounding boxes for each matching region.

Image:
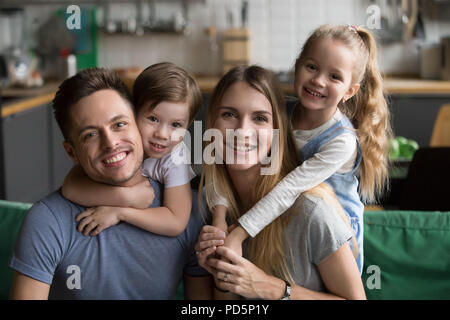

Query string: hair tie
[348,25,358,34]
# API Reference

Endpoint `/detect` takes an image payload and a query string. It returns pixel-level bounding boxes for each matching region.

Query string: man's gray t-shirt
[9,180,208,299]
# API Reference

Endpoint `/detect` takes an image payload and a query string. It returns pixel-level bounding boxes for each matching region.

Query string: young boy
[62,62,203,237]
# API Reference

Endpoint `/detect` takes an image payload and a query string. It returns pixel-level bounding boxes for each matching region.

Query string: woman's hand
[207,246,285,299]
[75,206,122,236]
[194,225,226,273]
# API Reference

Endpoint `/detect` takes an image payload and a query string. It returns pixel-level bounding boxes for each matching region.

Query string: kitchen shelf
[0,0,204,6]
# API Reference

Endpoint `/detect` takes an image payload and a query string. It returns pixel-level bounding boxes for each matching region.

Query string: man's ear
[63,141,79,164]
[343,83,360,102]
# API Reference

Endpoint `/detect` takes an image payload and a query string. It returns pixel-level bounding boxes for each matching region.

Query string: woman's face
[214,81,274,172]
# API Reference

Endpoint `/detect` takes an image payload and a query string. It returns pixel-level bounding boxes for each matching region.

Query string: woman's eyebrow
[218,106,237,112]
[253,110,272,116]
[219,106,272,116]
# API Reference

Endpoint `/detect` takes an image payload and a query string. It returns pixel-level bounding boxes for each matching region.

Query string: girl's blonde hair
[295,25,393,203]
[199,65,356,284]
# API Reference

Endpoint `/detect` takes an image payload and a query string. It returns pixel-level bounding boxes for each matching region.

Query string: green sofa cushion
[0,200,32,299]
[2,205,450,300]
[362,210,450,299]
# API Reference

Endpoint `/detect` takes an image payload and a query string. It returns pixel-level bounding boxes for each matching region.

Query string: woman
[196,65,365,300]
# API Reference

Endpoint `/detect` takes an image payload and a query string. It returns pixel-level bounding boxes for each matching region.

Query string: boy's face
[136,100,190,159]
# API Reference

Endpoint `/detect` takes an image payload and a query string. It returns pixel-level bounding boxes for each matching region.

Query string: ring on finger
[223,273,228,282]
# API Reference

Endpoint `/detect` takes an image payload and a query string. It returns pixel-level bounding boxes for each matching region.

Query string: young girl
[62,62,202,237]
[211,25,392,273]
[198,65,365,300]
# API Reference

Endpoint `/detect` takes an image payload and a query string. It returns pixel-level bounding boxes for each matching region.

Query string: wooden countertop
[1,93,55,118]
[2,76,450,118]
[1,82,60,118]
[193,76,450,95]
[382,78,450,95]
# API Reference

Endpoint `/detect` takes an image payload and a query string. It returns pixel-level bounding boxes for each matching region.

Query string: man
[9,68,211,299]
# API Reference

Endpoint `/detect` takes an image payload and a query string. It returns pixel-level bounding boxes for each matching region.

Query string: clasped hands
[194,225,271,299]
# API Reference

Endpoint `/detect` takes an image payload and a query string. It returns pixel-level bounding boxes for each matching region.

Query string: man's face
[63,89,144,186]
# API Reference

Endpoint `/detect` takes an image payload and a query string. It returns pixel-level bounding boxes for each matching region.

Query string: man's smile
[101,150,130,168]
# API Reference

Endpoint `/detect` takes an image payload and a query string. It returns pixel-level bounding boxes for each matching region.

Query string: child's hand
[212,218,229,236]
[222,225,249,257]
[223,228,243,257]
[127,178,154,209]
[75,206,121,236]
[212,204,228,235]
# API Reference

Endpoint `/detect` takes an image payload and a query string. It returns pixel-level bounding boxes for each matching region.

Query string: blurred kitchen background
[1,0,449,78]
[0,0,449,207]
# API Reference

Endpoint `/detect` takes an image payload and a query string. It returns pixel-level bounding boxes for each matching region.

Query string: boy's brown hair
[132,62,202,126]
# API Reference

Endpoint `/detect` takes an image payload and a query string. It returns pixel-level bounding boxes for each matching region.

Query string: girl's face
[136,101,190,159]
[214,81,274,172]
[294,38,359,115]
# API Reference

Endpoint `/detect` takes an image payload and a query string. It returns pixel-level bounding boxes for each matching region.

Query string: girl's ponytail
[350,28,393,203]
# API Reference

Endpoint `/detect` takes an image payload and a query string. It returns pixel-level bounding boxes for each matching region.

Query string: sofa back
[362,210,450,299]
[0,200,31,299]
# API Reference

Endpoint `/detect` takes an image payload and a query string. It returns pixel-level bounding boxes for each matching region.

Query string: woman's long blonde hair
[199,65,356,284]
[295,25,393,203]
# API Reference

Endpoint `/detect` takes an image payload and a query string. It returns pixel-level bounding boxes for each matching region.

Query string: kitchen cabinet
[1,102,51,203]
[0,101,73,203]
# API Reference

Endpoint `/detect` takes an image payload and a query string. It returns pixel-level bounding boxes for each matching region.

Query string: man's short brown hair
[53,67,133,142]
[132,62,202,126]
